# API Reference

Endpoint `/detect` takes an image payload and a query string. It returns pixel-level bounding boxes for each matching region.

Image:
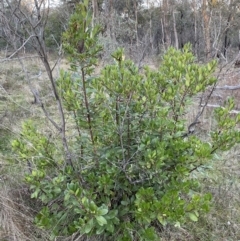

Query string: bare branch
[4,35,35,59]
[200,103,240,114]
[215,85,240,90]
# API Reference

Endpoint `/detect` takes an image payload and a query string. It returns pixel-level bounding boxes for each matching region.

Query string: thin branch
[81,67,96,157]
[215,85,240,90]
[200,103,240,114]
[39,102,62,131]
[190,61,231,129]
[5,35,35,59]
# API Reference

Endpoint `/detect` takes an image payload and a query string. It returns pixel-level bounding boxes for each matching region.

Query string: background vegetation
[1,0,240,240]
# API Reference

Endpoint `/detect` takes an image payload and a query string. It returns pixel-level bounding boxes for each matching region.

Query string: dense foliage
[11,1,240,240]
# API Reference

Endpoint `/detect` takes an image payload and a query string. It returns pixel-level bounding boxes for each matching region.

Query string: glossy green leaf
[95,216,107,226]
[98,208,108,216]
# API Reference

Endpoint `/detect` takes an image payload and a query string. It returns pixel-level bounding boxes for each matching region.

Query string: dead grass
[0,185,33,241]
[0,54,60,240]
[0,181,50,241]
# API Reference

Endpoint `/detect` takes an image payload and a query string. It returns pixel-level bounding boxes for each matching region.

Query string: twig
[81,67,95,147]
[215,85,240,90]
[189,60,230,130]
[5,35,35,60]
[200,103,240,114]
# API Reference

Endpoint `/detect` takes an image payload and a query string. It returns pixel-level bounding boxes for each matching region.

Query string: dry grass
[0,183,48,241]
[0,54,58,241]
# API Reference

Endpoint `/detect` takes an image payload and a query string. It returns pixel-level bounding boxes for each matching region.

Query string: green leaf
[188,212,198,222]
[95,216,107,226]
[157,215,167,226]
[75,188,80,196]
[31,188,40,199]
[141,227,158,241]
[195,85,201,92]
[96,225,105,235]
[83,219,94,234]
[107,210,118,219]
[82,196,88,206]
[98,208,108,216]
[54,187,62,194]
[106,223,114,233]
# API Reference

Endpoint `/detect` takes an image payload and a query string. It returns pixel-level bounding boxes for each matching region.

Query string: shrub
[11,1,240,240]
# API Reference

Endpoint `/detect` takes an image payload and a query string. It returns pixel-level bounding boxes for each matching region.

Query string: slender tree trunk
[224,10,232,57]
[162,0,171,48]
[150,11,153,50]
[192,0,199,57]
[173,11,178,49]
[161,18,165,48]
[106,0,115,40]
[134,0,139,47]
[202,0,211,59]
[223,0,236,58]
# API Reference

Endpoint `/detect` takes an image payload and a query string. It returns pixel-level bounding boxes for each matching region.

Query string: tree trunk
[134,0,139,47]
[162,0,171,48]
[150,11,153,50]
[202,0,211,59]
[173,11,178,49]
[103,0,114,41]
[192,0,199,58]
[222,0,237,59]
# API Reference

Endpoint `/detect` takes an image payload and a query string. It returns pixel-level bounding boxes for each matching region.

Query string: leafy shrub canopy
[12,1,240,240]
